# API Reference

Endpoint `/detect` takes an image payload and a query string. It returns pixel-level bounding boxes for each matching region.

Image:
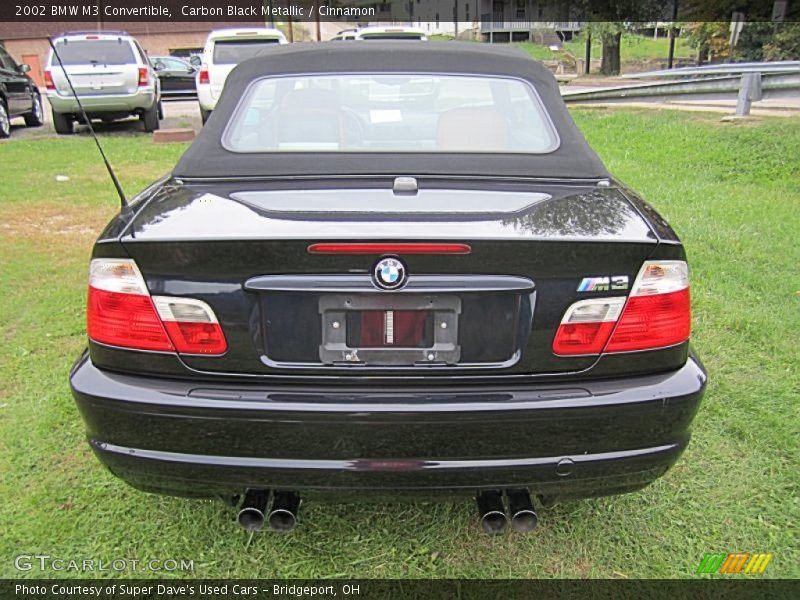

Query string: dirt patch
[0,202,114,243]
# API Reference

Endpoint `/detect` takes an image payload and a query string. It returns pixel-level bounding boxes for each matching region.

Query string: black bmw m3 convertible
[69,43,707,534]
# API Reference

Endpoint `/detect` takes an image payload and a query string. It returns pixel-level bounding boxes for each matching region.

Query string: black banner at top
[0,0,797,23]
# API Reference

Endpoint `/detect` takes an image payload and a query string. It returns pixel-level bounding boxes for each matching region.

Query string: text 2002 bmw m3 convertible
[69,43,706,534]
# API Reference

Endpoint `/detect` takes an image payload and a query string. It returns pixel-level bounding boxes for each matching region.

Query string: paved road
[5,97,203,140]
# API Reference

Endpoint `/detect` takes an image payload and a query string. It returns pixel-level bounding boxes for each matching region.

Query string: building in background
[0,22,251,87]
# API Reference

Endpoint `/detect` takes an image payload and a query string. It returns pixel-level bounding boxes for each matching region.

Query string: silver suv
[45,31,161,134]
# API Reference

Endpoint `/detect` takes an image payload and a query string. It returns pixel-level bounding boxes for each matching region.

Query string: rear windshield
[53,40,136,65]
[223,73,559,154]
[212,39,282,65]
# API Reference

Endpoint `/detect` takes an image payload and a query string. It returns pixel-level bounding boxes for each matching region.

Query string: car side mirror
[153,61,166,71]
[189,56,201,68]
[18,64,31,74]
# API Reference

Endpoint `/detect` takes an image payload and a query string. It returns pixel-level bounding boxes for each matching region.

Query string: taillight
[553,260,691,356]
[198,67,210,85]
[137,67,149,87]
[153,297,227,355]
[44,70,55,91]
[87,259,227,355]
[552,297,625,356]
[605,261,691,352]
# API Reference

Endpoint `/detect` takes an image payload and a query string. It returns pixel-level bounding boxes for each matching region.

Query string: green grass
[562,33,695,61]
[1,111,798,579]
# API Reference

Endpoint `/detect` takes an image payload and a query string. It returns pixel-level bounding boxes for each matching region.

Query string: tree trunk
[600,32,622,75]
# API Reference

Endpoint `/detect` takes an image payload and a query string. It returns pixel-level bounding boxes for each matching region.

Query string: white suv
[196,28,287,124]
[45,31,161,134]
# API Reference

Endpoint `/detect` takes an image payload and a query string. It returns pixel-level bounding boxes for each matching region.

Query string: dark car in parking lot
[151,55,197,98]
[69,43,706,535]
[0,45,43,137]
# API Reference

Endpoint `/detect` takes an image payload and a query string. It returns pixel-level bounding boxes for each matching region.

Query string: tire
[24,92,44,127]
[157,100,164,120]
[51,109,73,135]
[0,101,10,138]
[141,103,159,133]
[200,108,211,125]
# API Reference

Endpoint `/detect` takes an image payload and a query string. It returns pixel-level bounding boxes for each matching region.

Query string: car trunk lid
[120,178,659,379]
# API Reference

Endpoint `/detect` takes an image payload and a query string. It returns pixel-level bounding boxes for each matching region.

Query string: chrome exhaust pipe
[476,490,507,535]
[507,489,538,533]
[268,491,301,533]
[237,489,269,532]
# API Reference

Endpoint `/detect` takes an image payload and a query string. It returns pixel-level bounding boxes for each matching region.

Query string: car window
[211,39,282,65]
[164,58,187,69]
[0,48,14,69]
[224,73,559,154]
[52,40,136,66]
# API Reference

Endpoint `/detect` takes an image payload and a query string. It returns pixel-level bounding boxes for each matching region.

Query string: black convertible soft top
[173,42,609,180]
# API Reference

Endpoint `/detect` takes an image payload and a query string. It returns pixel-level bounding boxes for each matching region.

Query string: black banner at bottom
[2,579,798,600]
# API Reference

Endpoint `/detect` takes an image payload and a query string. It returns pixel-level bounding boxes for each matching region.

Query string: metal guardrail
[623,61,800,79]
[562,71,800,115]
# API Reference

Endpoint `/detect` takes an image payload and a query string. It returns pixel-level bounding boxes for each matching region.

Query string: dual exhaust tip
[238,490,300,533]
[239,488,537,535]
[476,489,538,535]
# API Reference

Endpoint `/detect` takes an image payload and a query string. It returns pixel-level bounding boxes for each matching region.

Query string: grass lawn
[511,34,695,66]
[1,110,798,579]
[562,34,695,61]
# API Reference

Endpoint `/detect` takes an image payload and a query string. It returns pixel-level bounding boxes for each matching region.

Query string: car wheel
[200,108,211,125]
[157,100,164,120]
[51,109,73,135]
[0,102,10,138]
[141,103,160,133]
[24,93,44,127]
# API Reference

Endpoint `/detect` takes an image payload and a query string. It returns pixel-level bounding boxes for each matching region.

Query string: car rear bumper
[48,90,156,114]
[69,352,706,499]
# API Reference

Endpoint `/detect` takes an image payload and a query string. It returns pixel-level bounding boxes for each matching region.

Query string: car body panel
[71,350,706,497]
[0,46,38,116]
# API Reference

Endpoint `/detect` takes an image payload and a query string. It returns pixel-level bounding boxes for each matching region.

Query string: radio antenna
[47,37,130,216]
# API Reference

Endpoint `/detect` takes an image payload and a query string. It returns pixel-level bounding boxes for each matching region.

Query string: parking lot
[5,96,202,139]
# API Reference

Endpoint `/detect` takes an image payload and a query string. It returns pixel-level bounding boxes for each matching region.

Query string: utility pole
[453,0,458,39]
[667,0,679,69]
[584,32,591,74]
[285,0,293,42]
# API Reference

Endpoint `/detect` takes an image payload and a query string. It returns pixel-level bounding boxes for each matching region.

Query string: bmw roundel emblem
[373,257,407,290]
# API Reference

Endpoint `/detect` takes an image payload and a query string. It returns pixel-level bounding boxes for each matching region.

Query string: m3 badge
[577,275,629,292]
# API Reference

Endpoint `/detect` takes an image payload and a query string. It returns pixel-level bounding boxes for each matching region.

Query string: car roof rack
[56,30,130,38]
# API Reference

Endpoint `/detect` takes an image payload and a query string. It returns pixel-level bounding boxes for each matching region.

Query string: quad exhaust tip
[507,489,538,533]
[268,491,301,533]
[237,490,269,532]
[237,490,301,533]
[476,489,538,535]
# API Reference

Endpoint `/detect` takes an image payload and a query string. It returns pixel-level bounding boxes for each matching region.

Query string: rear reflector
[87,259,227,355]
[308,243,471,255]
[553,260,691,356]
[44,70,55,91]
[198,68,210,85]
